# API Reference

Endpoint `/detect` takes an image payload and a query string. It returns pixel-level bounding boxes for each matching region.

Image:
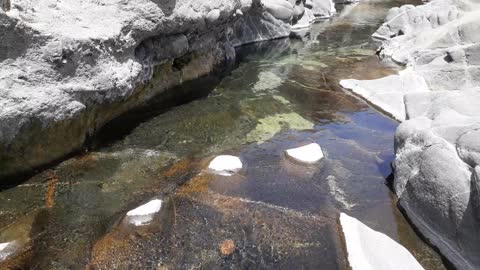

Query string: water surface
[0,1,446,269]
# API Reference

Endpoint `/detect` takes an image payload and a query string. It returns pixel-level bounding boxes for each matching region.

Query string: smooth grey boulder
[263,0,295,20]
[394,90,480,270]
[0,0,336,180]
[340,0,480,268]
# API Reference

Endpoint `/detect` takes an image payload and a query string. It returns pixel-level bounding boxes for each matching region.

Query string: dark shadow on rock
[0,15,38,61]
[456,171,480,269]
[385,171,395,190]
[151,0,176,16]
[1,0,10,11]
[87,70,228,150]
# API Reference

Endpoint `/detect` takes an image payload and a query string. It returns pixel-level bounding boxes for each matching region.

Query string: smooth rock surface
[285,143,324,164]
[208,155,243,176]
[340,213,424,270]
[340,72,429,121]
[340,0,480,268]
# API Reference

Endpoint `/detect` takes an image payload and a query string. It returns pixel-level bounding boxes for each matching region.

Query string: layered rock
[340,0,480,268]
[0,0,335,180]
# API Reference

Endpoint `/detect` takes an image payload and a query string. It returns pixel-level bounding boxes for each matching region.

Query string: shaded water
[0,1,447,269]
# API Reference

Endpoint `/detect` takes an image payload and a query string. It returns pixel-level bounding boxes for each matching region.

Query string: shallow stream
[0,1,448,269]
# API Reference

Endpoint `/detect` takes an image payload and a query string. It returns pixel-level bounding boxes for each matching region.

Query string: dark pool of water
[0,1,446,269]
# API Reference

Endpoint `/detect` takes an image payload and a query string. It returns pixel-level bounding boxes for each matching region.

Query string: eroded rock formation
[340,0,480,268]
[0,0,335,180]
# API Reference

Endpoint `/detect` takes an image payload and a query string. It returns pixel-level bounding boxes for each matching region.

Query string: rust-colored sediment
[89,231,129,264]
[45,171,58,209]
[177,173,214,195]
[163,158,195,178]
[163,157,211,179]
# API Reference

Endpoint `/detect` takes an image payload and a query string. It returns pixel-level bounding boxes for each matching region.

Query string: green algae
[246,112,314,143]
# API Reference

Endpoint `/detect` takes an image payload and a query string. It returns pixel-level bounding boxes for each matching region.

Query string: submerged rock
[246,112,314,143]
[253,71,284,92]
[208,155,243,176]
[340,0,480,268]
[340,213,424,270]
[89,192,346,269]
[285,143,324,164]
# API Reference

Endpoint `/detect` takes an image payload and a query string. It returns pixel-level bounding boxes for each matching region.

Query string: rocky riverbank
[0,0,337,180]
[340,0,480,268]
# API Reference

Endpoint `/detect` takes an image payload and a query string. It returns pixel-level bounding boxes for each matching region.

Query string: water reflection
[1,0,443,269]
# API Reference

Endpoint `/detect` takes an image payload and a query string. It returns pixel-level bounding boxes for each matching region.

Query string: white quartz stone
[126,199,163,226]
[340,213,424,270]
[208,155,243,176]
[285,143,324,164]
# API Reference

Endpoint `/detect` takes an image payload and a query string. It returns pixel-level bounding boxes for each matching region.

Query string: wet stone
[125,199,163,226]
[208,155,243,176]
[285,143,324,164]
[90,192,346,269]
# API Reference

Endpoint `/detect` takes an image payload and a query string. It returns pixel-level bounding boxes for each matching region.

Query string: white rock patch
[126,199,163,226]
[0,242,9,251]
[340,213,424,270]
[208,155,243,176]
[340,72,429,122]
[285,143,324,164]
[0,241,16,261]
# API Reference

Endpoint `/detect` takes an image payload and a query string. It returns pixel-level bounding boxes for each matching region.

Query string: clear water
[0,1,447,269]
